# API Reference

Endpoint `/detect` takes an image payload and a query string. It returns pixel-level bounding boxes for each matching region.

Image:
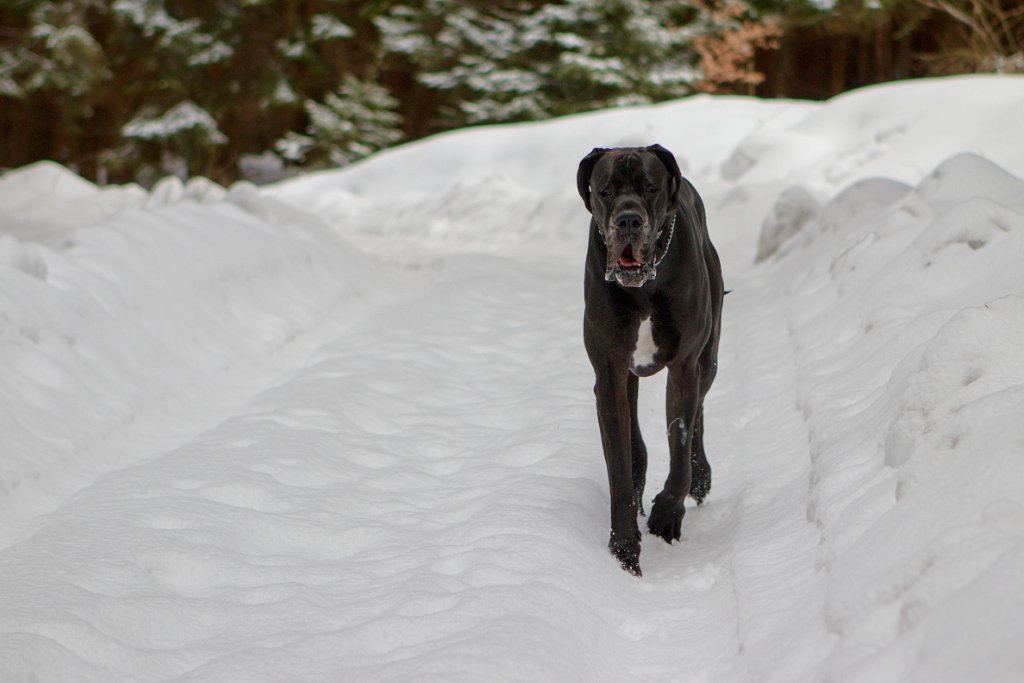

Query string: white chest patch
[631,317,658,370]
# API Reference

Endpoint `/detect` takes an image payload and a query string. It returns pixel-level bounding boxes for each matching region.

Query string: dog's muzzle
[600,214,676,288]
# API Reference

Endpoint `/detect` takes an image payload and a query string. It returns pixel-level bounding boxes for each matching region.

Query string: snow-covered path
[0,245,827,682]
[4,76,1024,682]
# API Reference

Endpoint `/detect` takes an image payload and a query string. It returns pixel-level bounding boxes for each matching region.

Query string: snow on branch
[122,101,228,144]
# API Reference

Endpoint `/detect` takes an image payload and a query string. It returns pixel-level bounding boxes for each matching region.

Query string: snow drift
[0,167,383,546]
[2,75,1024,682]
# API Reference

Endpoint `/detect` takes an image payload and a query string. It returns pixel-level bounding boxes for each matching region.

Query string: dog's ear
[577,147,609,213]
[646,143,681,196]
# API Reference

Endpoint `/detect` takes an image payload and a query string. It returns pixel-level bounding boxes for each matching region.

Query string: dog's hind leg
[690,340,718,505]
[648,364,700,543]
[689,407,711,505]
[628,372,648,516]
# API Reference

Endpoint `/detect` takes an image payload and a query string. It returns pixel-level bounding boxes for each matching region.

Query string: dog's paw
[609,531,642,576]
[648,493,686,543]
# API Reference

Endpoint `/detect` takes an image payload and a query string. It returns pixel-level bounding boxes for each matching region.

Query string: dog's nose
[613,212,643,231]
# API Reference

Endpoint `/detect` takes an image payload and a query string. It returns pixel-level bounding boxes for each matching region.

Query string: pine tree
[0,1,110,174]
[377,1,550,127]
[1,0,1018,183]
[10,1,109,97]
[113,100,228,185]
[527,0,701,111]
[377,0,703,128]
[1,0,405,183]
[277,74,403,168]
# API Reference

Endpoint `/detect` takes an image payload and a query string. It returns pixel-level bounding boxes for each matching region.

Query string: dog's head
[577,144,682,287]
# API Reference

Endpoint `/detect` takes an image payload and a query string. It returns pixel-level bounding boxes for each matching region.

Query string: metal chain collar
[652,213,677,267]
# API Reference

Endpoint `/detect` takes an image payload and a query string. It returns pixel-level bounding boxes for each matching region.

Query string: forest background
[2,0,1022,186]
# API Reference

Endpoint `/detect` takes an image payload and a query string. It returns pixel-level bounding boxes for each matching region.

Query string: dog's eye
[646,184,658,194]
[599,188,612,198]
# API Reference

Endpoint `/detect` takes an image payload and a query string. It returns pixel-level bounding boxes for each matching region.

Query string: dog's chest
[630,316,660,376]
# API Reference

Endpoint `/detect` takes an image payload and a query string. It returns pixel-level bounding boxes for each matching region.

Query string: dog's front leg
[649,363,700,543]
[593,362,642,576]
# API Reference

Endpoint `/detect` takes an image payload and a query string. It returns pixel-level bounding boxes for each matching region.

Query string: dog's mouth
[606,243,655,287]
[618,243,642,268]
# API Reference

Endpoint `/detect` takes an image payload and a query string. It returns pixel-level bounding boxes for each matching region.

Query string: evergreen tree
[0,1,110,174]
[377,0,702,128]
[112,100,229,185]
[6,1,109,98]
[530,0,701,110]
[377,1,550,126]
[277,74,403,168]
[1,0,1008,184]
[0,0,406,183]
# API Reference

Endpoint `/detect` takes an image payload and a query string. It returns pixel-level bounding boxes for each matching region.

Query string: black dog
[577,144,723,576]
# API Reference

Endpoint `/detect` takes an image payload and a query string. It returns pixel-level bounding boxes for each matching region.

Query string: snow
[310,14,354,41]
[186,40,233,67]
[111,0,202,41]
[122,102,227,144]
[2,75,1024,682]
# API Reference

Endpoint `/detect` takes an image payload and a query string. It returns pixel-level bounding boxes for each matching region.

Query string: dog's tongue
[618,244,640,267]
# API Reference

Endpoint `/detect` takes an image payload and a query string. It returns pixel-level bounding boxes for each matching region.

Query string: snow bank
[725,75,1024,189]
[770,152,1024,682]
[268,95,812,259]
[273,75,1024,271]
[0,161,147,245]
[0,166,382,546]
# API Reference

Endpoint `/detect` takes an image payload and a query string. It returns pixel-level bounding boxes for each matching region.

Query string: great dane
[577,144,724,576]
